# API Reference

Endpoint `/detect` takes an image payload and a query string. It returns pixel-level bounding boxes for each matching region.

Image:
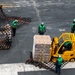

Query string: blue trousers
[55,65,61,74]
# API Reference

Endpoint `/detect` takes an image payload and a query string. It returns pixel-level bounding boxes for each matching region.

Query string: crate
[32,35,51,63]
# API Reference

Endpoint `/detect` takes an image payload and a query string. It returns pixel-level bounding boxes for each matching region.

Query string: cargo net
[0,24,12,50]
[0,5,32,24]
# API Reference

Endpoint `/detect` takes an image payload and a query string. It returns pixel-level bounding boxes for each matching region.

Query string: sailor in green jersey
[11,20,18,37]
[71,19,75,33]
[55,54,63,74]
[38,22,46,35]
[63,41,72,50]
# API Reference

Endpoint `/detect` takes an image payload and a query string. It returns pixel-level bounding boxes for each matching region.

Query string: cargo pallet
[0,24,12,50]
[26,51,68,71]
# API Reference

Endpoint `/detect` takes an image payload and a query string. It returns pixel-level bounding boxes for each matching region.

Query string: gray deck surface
[18,68,75,75]
[0,0,75,75]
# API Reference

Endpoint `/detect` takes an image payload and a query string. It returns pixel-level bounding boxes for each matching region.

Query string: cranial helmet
[73,19,75,23]
[58,54,61,57]
[41,22,44,25]
[14,20,18,23]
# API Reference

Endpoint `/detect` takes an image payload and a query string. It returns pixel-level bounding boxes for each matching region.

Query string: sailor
[38,22,46,35]
[11,20,18,37]
[55,54,63,74]
[71,19,75,33]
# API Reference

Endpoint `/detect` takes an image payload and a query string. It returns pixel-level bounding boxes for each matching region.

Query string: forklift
[26,33,75,69]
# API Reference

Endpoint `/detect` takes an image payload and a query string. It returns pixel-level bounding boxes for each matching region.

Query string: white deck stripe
[0,62,75,75]
[31,0,42,22]
[63,62,75,69]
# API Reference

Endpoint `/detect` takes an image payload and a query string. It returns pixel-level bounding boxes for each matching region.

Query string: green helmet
[63,41,72,50]
[73,19,75,23]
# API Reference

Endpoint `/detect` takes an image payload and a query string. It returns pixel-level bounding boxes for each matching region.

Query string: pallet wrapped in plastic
[0,24,12,49]
[32,35,51,63]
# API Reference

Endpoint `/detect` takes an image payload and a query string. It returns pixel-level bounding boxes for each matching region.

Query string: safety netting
[0,5,32,49]
[0,5,32,24]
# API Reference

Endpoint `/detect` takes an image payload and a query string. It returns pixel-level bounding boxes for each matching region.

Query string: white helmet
[73,19,75,23]
[58,54,61,57]
[14,20,18,23]
[41,22,44,25]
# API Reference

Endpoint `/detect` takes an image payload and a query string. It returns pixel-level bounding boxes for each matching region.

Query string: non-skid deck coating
[0,0,75,75]
[0,62,74,75]
[18,69,75,75]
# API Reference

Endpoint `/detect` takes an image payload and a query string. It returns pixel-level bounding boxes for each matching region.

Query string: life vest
[71,23,75,30]
[39,25,45,32]
[57,57,63,65]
